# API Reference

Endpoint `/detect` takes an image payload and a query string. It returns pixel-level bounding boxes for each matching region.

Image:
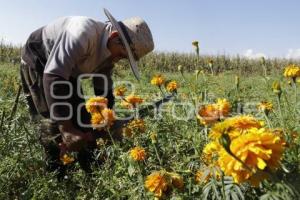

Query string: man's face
[107,32,128,63]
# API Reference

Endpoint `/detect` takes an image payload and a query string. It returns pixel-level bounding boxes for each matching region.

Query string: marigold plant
[145,170,184,198]
[129,146,147,161]
[197,98,231,125]
[145,171,168,198]
[151,74,165,87]
[60,154,75,165]
[283,64,300,80]
[85,97,108,114]
[166,80,178,93]
[114,85,127,97]
[91,108,116,130]
[208,115,263,140]
[121,94,144,109]
[218,128,285,186]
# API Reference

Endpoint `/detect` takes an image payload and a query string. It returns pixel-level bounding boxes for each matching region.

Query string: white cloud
[286,49,300,60]
[243,49,267,59]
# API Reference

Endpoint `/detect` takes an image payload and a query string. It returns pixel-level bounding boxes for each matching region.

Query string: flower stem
[294,81,298,113]
[107,128,116,148]
[263,112,273,128]
[276,95,287,136]
[221,172,226,200]
[158,86,165,97]
[153,143,163,166]
[209,65,214,76]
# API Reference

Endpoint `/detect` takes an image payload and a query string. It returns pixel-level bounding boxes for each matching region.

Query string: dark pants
[20,62,98,175]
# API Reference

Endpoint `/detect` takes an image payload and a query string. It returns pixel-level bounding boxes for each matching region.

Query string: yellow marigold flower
[257,101,273,114]
[86,97,108,114]
[230,115,263,130]
[166,81,178,93]
[151,74,165,87]
[91,108,116,130]
[60,154,75,165]
[218,128,285,186]
[209,115,263,140]
[130,146,147,161]
[283,64,300,79]
[145,171,168,198]
[121,95,144,109]
[197,99,231,125]
[114,86,127,97]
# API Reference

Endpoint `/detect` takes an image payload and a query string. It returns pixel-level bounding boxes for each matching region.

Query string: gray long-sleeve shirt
[42,16,112,80]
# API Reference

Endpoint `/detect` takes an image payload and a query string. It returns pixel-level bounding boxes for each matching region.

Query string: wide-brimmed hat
[104,8,154,80]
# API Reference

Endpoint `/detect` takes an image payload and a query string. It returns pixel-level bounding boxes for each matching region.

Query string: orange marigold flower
[114,86,127,97]
[209,115,263,140]
[121,94,144,109]
[91,108,115,130]
[166,81,178,93]
[218,128,285,186]
[60,154,75,165]
[130,146,147,161]
[86,97,108,114]
[145,171,168,198]
[197,104,219,125]
[151,74,165,86]
[197,99,231,125]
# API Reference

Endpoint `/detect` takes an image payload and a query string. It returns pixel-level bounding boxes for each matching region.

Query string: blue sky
[1,0,300,58]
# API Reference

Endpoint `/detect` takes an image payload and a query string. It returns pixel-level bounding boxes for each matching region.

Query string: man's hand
[61,130,93,151]
[58,120,94,152]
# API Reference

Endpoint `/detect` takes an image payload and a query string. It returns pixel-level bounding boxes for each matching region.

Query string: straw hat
[104,8,154,80]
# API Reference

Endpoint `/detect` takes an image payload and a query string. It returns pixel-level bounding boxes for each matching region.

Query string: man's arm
[93,61,115,108]
[43,30,93,151]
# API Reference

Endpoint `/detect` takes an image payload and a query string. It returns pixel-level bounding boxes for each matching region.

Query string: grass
[0,54,300,199]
